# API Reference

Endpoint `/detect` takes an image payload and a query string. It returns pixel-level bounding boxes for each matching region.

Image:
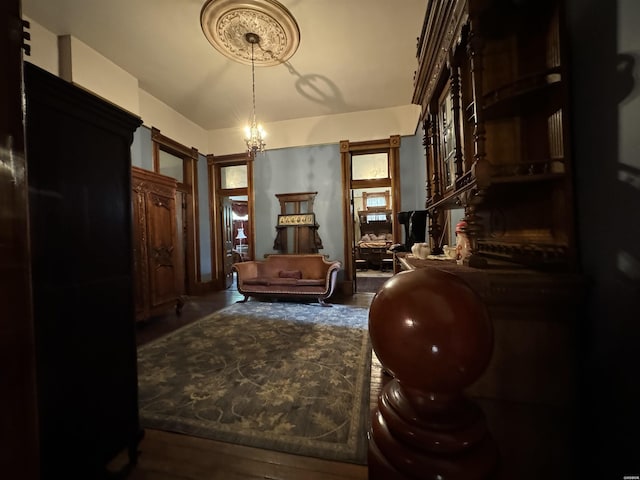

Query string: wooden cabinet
[414,0,574,270]
[132,167,184,322]
[24,62,142,477]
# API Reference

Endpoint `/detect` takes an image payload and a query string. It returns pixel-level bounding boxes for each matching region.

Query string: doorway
[151,127,201,295]
[208,153,254,290]
[352,187,394,293]
[340,136,402,295]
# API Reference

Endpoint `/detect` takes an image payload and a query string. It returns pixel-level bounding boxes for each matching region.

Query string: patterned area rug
[137,301,372,464]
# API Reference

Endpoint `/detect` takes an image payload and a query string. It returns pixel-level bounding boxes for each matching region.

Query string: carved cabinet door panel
[146,188,180,309]
[132,166,180,321]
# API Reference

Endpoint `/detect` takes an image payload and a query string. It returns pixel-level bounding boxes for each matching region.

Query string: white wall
[138,90,209,153]
[58,34,140,117]
[207,105,421,155]
[24,18,208,152]
[23,16,57,74]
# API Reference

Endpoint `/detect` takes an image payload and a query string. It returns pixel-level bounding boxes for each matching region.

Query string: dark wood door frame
[340,136,402,295]
[207,152,255,289]
[151,127,201,294]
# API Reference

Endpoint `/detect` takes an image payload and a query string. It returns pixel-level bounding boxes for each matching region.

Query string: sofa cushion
[295,278,326,286]
[243,277,271,286]
[268,277,300,286]
[279,269,303,279]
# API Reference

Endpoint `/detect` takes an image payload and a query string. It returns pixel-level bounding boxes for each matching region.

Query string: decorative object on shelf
[200,0,301,156]
[277,213,315,226]
[410,242,430,260]
[455,220,472,265]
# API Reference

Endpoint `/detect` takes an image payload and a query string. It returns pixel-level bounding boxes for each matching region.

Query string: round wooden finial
[368,267,498,479]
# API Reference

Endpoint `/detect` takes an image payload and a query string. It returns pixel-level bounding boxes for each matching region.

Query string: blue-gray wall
[252,132,424,264]
[398,131,426,212]
[197,152,212,281]
[252,143,343,261]
[131,126,152,170]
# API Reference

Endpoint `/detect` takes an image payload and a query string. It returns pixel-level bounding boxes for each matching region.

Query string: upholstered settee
[232,254,341,306]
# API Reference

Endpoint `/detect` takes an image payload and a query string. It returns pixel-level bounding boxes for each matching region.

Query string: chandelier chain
[244,33,266,156]
[251,41,257,125]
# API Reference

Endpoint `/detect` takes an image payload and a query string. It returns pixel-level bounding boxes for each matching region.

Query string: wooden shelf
[483,71,562,121]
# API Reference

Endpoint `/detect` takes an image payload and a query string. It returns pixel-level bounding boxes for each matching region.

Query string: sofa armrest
[233,261,259,281]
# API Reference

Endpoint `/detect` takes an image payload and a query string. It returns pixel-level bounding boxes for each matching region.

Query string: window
[158,150,184,182]
[221,165,248,189]
[352,153,389,180]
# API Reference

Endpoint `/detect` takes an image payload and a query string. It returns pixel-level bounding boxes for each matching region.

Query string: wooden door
[350,189,359,293]
[222,196,234,288]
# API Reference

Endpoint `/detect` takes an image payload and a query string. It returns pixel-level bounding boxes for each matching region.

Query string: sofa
[232,254,341,306]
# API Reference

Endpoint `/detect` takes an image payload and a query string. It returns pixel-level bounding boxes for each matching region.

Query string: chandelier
[244,33,266,156]
[200,0,300,156]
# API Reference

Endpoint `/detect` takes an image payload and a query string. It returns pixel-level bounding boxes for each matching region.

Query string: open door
[350,189,358,293]
[208,153,254,290]
[341,137,401,296]
[221,196,234,289]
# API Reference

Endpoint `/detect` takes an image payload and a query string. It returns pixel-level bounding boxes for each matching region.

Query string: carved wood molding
[413,0,469,109]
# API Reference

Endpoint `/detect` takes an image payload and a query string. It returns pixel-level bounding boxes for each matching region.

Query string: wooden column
[368,268,498,479]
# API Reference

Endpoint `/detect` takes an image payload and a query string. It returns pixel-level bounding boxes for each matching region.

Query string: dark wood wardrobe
[24,62,142,478]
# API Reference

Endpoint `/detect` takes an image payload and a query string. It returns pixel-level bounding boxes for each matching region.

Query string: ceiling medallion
[200,0,300,66]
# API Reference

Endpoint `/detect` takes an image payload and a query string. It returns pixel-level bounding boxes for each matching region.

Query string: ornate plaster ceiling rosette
[200,0,300,66]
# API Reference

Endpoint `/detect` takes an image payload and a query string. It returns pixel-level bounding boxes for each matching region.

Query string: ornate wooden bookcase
[415,0,575,271]
[367,3,587,477]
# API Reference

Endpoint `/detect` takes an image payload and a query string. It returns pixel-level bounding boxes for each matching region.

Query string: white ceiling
[21,0,428,132]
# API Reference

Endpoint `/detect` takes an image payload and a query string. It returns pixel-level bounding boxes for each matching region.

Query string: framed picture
[277,213,315,226]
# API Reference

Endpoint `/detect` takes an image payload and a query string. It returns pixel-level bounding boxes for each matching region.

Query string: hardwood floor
[111,278,574,479]
[113,280,378,479]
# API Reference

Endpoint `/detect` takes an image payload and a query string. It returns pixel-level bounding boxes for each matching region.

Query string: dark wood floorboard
[116,277,572,479]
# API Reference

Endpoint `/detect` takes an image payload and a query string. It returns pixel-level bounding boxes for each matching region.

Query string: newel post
[368,268,498,479]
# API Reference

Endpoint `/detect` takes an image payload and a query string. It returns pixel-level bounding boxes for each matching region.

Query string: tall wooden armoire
[131,166,184,322]
[24,62,143,478]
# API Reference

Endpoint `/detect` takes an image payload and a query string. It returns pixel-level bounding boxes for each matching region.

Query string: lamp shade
[236,228,247,240]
